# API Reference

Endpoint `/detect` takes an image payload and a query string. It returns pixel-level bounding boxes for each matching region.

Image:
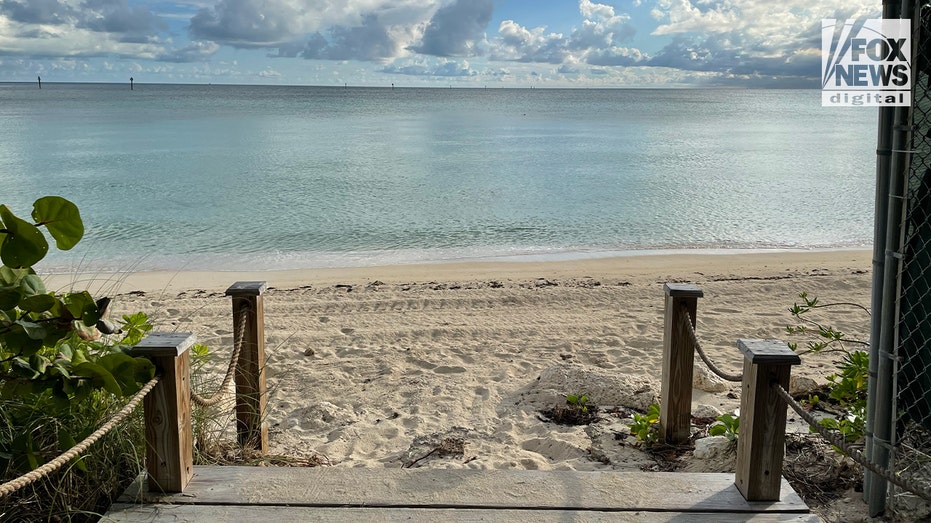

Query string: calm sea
[0,83,877,272]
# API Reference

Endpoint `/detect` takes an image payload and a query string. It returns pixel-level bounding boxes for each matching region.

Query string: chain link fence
[892,0,931,512]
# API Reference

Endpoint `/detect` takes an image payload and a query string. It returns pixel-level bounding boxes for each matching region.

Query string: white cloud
[646,0,880,82]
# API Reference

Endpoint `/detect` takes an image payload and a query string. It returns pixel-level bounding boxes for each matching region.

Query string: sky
[0,0,881,87]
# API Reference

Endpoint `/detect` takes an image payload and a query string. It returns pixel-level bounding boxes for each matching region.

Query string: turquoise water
[0,83,876,271]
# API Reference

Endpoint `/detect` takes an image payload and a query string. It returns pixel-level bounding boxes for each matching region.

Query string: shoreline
[42,248,872,294]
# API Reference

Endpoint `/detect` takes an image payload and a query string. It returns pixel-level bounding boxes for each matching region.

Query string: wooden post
[660,283,703,444]
[734,339,801,501]
[132,332,195,493]
[226,281,268,452]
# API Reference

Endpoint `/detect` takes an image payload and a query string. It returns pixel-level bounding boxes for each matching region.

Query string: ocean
[0,83,877,272]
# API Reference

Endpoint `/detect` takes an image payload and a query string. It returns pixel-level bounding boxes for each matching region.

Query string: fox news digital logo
[822,19,911,107]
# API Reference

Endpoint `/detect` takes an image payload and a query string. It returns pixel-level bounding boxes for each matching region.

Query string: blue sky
[0,0,880,87]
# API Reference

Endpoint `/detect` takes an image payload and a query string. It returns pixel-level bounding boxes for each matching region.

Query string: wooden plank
[660,283,702,444]
[104,504,822,523]
[132,334,195,493]
[229,291,268,452]
[119,467,809,513]
[735,340,799,501]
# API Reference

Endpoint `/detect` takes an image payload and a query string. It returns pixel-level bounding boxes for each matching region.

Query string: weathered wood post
[226,281,268,452]
[132,332,195,493]
[734,339,801,501]
[661,283,703,444]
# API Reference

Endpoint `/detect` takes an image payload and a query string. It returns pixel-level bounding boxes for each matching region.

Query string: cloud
[408,0,492,57]
[189,0,306,47]
[646,0,879,81]
[0,0,74,25]
[491,20,568,64]
[381,57,477,76]
[586,46,645,66]
[79,0,167,42]
[301,14,403,61]
[156,40,219,62]
[489,1,639,65]
[0,0,171,58]
[189,0,435,56]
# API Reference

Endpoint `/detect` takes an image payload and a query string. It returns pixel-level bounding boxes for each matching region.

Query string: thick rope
[191,306,249,407]
[0,375,160,499]
[679,306,743,382]
[774,382,931,502]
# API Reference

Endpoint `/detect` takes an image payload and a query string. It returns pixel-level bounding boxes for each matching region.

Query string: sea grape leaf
[17,320,47,340]
[0,206,48,268]
[0,266,29,285]
[19,274,47,297]
[2,329,42,357]
[0,287,21,310]
[20,294,55,313]
[63,291,97,325]
[32,196,83,250]
[98,353,154,394]
[72,362,121,395]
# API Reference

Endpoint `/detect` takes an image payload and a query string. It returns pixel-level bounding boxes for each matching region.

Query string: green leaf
[120,312,152,346]
[72,362,121,395]
[28,353,48,374]
[19,274,47,297]
[20,294,56,313]
[32,196,84,250]
[0,286,21,310]
[57,430,87,472]
[17,320,47,340]
[63,291,98,326]
[0,266,29,285]
[709,424,726,436]
[98,353,152,394]
[0,206,49,268]
[2,329,43,357]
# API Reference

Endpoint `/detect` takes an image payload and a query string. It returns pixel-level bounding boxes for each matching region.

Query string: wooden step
[103,466,820,522]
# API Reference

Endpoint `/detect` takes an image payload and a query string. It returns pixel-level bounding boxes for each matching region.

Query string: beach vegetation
[629,403,661,445]
[540,392,598,425]
[786,292,869,447]
[566,393,590,413]
[0,197,158,520]
[709,412,739,441]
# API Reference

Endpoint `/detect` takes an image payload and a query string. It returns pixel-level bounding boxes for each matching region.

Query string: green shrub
[0,197,155,520]
[629,403,661,445]
[786,292,869,447]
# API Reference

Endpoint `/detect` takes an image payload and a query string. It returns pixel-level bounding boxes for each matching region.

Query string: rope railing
[774,382,931,503]
[662,281,931,505]
[0,280,269,500]
[0,375,160,499]
[191,306,249,408]
[679,305,743,383]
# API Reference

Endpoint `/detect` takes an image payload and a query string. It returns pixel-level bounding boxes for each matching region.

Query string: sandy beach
[43,250,874,476]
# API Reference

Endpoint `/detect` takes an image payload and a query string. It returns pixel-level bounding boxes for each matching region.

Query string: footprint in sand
[340,327,355,335]
[475,387,490,400]
[433,365,467,374]
[319,316,329,323]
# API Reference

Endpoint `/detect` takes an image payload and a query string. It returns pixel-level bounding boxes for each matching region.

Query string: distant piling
[37,76,41,89]
[130,77,134,90]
